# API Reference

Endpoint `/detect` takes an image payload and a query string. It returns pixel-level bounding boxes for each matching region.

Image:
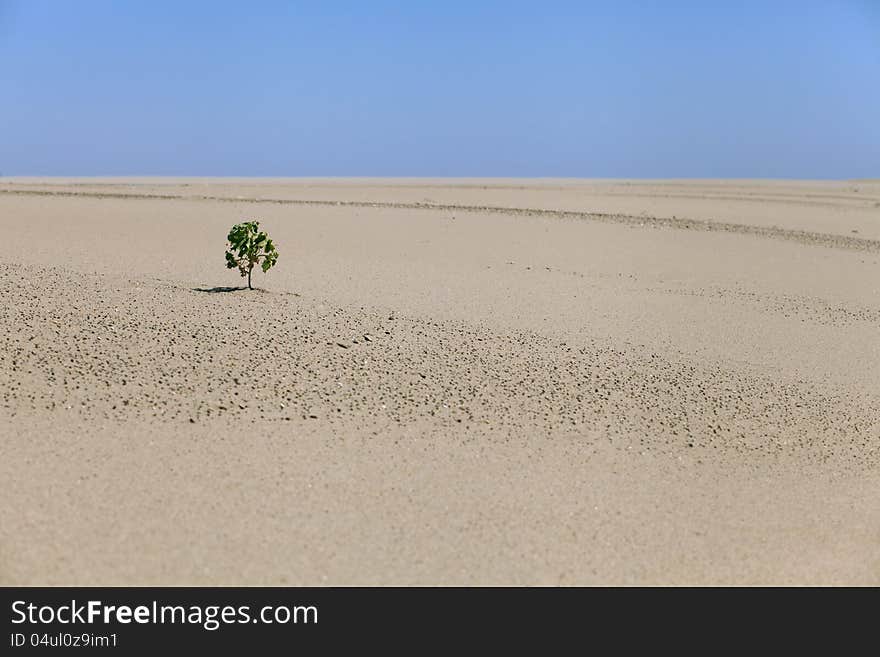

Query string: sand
[0,178,878,585]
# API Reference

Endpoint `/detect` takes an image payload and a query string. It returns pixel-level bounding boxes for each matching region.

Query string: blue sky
[1,1,877,177]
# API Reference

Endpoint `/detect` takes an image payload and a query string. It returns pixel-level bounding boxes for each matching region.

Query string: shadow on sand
[192,285,250,293]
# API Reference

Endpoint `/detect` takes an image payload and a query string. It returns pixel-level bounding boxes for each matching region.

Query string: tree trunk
[248,267,252,290]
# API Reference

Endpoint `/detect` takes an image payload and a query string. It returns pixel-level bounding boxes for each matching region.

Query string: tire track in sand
[3,187,879,253]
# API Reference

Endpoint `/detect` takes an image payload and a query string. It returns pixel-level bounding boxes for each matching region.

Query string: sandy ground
[0,178,878,585]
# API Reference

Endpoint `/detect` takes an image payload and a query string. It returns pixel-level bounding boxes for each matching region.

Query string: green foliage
[224,220,279,289]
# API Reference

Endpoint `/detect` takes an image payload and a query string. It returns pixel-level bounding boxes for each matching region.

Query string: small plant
[224,220,279,289]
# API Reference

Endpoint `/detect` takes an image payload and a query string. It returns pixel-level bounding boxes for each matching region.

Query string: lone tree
[224,220,279,289]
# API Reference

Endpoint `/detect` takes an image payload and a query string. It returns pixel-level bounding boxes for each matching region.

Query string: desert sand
[1,178,878,585]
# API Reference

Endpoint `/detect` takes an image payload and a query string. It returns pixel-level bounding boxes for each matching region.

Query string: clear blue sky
[1,1,877,178]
